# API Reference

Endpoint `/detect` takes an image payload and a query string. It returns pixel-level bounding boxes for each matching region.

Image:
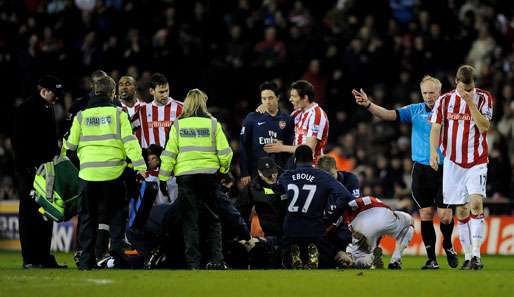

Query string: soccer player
[335,196,414,270]
[352,76,458,270]
[118,75,143,145]
[263,80,329,163]
[133,73,183,149]
[118,182,251,269]
[142,144,178,205]
[317,155,360,198]
[118,75,142,119]
[430,65,492,270]
[239,81,294,186]
[277,145,353,269]
[317,155,360,253]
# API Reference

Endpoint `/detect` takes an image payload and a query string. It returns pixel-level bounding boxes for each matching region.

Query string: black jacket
[238,177,287,237]
[12,95,59,170]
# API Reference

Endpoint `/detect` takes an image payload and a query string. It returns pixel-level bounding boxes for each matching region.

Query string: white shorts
[442,159,487,205]
[348,208,413,252]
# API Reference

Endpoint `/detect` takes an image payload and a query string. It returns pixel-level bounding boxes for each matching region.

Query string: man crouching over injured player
[335,196,414,269]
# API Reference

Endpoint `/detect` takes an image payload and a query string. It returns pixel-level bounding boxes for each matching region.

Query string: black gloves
[159,180,169,197]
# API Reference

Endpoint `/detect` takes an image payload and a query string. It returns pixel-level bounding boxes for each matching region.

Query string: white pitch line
[85,279,114,285]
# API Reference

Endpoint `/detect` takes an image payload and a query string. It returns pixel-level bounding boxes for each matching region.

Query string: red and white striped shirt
[133,98,183,149]
[345,196,391,223]
[120,100,143,119]
[291,103,329,160]
[121,100,143,142]
[430,88,493,168]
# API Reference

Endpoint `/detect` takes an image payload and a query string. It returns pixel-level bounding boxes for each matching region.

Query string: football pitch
[1,252,513,297]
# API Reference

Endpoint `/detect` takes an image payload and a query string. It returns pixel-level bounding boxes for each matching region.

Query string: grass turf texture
[1,251,513,297]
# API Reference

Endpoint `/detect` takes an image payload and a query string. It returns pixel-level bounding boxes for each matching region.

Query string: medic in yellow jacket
[159,92,232,181]
[65,96,146,181]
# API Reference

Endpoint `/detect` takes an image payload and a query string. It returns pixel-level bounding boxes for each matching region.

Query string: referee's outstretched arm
[352,88,397,121]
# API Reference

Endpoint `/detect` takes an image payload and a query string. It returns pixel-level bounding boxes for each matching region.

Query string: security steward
[159,88,233,269]
[65,76,146,270]
[237,157,287,268]
[238,157,286,238]
[12,75,66,268]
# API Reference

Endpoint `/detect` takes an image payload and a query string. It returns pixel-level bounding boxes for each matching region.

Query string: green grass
[1,251,513,297]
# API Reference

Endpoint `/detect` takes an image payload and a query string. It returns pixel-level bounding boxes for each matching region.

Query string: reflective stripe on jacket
[66,98,146,181]
[159,116,232,180]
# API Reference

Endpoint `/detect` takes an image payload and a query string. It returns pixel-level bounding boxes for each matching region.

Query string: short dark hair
[147,144,163,157]
[290,80,315,102]
[295,145,313,164]
[91,70,107,82]
[94,76,116,97]
[150,73,168,89]
[259,81,279,97]
[456,65,476,85]
[317,155,336,172]
[119,75,136,85]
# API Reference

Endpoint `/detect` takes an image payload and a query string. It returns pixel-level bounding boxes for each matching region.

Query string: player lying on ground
[92,176,252,269]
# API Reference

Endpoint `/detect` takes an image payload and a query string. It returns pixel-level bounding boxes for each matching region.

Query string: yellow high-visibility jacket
[159,116,232,181]
[66,97,146,181]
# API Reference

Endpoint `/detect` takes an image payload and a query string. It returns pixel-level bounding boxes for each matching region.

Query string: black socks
[421,220,436,260]
[440,219,455,250]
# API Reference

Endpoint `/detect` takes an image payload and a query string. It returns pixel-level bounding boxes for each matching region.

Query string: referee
[352,76,458,269]
[159,89,233,269]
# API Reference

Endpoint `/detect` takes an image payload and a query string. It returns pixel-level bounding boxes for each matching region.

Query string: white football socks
[458,217,472,261]
[469,213,485,258]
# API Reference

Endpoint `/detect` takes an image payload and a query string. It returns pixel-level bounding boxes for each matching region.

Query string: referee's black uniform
[411,162,445,209]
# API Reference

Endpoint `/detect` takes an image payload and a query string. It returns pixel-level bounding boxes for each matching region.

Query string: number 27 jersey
[277,165,353,238]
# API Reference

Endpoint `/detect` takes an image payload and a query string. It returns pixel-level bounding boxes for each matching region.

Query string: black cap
[38,75,64,99]
[257,157,278,178]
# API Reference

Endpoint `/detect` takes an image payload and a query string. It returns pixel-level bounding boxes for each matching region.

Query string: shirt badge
[279,120,286,129]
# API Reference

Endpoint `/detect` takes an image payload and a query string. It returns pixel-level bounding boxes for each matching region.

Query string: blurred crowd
[1,0,514,211]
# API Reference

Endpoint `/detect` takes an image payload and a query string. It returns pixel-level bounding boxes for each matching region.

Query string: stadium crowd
[0,0,513,212]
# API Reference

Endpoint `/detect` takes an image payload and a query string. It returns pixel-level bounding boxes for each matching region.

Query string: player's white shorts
[348,208,413,252]
[442,159,487,205]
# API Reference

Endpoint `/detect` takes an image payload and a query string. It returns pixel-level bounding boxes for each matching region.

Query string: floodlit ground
[1,252,513,297]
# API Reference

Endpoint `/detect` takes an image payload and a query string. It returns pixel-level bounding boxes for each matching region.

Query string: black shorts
[411,162,449,209]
